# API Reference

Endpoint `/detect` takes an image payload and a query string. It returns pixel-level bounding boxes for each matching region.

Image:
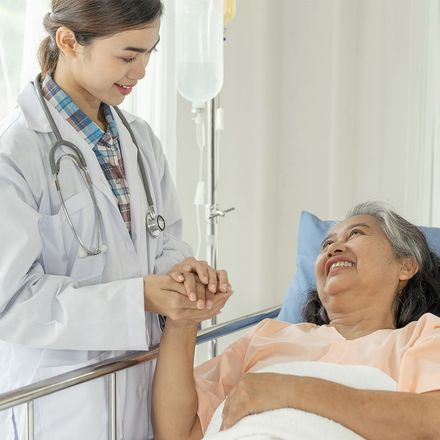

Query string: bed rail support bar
[0,305,281,415]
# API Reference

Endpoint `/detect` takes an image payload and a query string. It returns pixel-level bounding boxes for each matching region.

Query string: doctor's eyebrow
[321,222,371,247]
[122,37,160,54]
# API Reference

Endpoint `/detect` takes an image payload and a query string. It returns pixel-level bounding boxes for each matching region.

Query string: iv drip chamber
[175,0,224,108]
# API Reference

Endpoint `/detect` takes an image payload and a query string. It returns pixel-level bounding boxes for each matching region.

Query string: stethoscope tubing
[33,73,165,255]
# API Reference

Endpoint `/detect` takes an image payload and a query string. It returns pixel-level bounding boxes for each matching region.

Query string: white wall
[175,0,439,355]
[276,0,438,291]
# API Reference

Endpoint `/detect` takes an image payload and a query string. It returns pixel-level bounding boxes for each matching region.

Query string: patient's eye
[348,228,364,238]
[321,239,333,250]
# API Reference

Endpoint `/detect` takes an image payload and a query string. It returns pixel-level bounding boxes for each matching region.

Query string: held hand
[143,274,231,322]
[164,291,232,329]
[143,274,192,318]
[178,271,215,310]
[221,373,291,431]
[168,257,232,308]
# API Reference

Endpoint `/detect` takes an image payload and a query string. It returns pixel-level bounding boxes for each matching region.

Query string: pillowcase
[277,211,440,324]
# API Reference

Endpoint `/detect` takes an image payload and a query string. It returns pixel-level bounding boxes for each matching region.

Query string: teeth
[117,84,131,89]
[330,261,353,271]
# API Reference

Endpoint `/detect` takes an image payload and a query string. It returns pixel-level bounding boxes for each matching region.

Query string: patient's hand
[164,290,232,329]
[220,372,291,431]
[168,257,232,309]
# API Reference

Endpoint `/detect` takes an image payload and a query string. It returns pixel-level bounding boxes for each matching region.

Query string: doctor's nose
[128,58,148,81]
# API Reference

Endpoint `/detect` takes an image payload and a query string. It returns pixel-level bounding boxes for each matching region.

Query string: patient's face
[315,215,404,320]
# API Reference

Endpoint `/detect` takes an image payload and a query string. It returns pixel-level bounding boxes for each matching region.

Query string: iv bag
[176,0,224,108]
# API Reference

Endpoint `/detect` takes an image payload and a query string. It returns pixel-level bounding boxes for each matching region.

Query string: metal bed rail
[0,305,281,439]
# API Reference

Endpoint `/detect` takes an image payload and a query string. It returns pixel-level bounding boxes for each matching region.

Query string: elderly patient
[152,202,440,439]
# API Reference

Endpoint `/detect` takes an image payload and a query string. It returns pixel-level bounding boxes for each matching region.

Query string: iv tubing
[193,108,206,259]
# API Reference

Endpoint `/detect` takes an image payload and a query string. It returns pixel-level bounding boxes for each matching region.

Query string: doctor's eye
[122,57,136,64]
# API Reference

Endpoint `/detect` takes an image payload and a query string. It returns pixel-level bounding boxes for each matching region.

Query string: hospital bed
[1,210,440,439]
[0,306,280,439]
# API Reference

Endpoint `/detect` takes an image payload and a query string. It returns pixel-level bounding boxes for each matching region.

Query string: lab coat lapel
[19,82,118,209]
[113,109,157,274]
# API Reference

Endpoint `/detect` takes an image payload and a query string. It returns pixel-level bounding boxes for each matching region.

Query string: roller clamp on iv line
[33,73,166,258]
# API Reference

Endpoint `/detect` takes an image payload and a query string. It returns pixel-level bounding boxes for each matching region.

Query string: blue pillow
[277,211,440,323]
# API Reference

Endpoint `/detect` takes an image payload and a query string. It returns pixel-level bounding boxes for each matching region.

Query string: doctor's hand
[168,257,232,309]
[143,275,230,321]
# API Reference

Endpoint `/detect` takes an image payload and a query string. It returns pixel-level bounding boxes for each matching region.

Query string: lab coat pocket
[39,189,105,284]
[34,356,109,440]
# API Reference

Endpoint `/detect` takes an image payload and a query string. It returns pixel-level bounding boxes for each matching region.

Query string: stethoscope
[34,74,165,257]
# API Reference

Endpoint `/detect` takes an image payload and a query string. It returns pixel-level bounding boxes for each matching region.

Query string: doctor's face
[57,20,160,109]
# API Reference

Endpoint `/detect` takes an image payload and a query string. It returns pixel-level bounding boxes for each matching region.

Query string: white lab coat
[0,82,192,440]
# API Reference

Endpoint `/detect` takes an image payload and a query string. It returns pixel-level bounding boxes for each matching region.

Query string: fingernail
[202,277,209,284]
[221,284,228,292]
[197,300,204,309]
[189,293,196,301]
[206,299,213,309]
[209,284,216,293]
[178,275,184,282]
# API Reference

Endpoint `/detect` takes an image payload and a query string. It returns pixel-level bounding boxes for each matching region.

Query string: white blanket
[203,361,397,440]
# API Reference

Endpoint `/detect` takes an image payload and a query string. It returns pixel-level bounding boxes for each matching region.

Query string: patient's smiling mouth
[325,257,355,275]
[329,260,353,271]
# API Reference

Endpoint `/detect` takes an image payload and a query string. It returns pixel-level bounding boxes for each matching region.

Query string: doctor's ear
[55,27,81,57]
[398,256,419,281]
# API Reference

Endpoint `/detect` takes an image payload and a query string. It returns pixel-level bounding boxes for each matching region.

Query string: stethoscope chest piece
[146,208,166,238]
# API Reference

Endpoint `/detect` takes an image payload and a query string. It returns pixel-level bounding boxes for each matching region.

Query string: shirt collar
[41,74,119,147]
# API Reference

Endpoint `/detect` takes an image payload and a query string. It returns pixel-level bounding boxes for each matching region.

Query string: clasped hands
[143,257,232,323]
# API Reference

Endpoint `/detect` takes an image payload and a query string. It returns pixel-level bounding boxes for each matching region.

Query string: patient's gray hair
[303,201,440,328]
[346,201,425,269]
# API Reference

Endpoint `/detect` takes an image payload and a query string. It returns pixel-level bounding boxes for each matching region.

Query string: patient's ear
[398,256,419,281]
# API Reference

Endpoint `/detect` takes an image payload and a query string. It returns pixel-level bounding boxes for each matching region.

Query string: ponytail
[37,33,59,77]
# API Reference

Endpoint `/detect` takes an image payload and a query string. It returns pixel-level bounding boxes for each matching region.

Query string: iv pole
[206,97,218,358]
[206,96,235,358]
[206,1,236,358]
[176,0,237,359]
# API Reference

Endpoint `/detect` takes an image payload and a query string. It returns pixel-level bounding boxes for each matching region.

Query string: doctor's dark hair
[303,201,440,328]
[38,0,163,76]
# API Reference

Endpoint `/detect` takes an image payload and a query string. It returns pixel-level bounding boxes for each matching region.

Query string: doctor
[0,0,232,439]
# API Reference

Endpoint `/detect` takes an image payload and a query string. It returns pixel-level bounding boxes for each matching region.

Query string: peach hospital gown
[194,312,440,432]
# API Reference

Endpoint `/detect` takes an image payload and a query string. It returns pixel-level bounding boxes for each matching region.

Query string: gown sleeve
[397,313,440,394]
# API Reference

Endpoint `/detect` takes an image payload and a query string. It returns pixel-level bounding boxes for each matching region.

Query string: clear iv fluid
[176,0,224,107]
[177,62,222,106]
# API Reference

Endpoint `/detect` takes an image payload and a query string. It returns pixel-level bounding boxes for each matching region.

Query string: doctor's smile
[114,83,135,95]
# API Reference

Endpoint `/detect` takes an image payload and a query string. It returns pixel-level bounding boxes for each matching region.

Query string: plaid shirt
[42,75,132,235]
